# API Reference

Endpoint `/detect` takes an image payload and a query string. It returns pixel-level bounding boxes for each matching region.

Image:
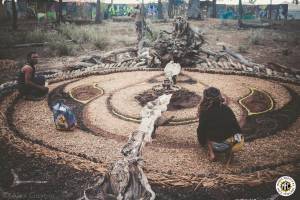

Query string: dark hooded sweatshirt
[197,103,241,146]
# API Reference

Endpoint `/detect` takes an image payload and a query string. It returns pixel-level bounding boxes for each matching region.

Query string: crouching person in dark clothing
[17,52,49,99]
[197,87,242,162]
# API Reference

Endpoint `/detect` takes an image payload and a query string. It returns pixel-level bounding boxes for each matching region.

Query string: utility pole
[12,0,17,30]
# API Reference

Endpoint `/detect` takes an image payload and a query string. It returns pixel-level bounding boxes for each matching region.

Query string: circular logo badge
[276,176,296,196]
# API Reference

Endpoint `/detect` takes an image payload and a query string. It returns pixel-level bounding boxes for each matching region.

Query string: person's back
[197,87,241,161]
[198,103,240,144]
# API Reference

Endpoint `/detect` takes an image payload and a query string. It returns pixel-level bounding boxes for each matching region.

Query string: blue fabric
[52,102,77,130]
[212,142,231,152]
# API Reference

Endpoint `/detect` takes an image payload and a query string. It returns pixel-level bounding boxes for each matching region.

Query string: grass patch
[58,23,136,50]
[48,41,77,56]
[58,24,110,49]
[46,32,77,56]
[0,22,137,56]
[93,35,109,50]
[271,32,288,43]
[25,29,50,43]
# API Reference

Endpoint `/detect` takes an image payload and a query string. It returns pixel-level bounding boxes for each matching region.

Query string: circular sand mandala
[1,68,300,194]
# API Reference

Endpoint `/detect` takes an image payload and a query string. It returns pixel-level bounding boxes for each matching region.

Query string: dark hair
[27,51,37,62]
[197,87,224,116]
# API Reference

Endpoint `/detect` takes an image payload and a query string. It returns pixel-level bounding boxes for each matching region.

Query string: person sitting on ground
[197,87,241,161]
[17,52,49,99]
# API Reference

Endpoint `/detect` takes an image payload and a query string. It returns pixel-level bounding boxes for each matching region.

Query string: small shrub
[25,29,49,43]
[144,29,159,42]
[47,33,77,56]
[272,32,288,43]
[94,36,109,50]
[238,44,249,53]
[49,41,76,56]
[59,24,102,44]
[249,29,264,45]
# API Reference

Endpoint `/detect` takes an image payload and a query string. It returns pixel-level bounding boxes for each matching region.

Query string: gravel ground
[10,71,299,186]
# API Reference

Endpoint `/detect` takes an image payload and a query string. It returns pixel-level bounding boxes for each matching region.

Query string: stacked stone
[42,57,300,85]
[0,81,17,98]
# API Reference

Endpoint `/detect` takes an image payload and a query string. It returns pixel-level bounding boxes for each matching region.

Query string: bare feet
[207,140,216,161]
[208,152,216,162]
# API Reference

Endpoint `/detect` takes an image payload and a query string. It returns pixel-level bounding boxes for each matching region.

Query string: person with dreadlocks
[197,87,242,161]
[17,52,49,99]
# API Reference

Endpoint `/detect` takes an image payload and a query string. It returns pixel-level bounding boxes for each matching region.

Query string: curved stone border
[243,85,300,141]
[184,67,300,86]
[69,83,104,104]
[238,87,274,116]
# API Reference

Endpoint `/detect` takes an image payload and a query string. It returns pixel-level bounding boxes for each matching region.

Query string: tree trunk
[157,0,163,19]
[95,0,101,23]
[12,0,17,30]
[168,0,174,19]
[269,0,272,20]
[187,0,202,19]
[212,0,216,18]
[58,0,63,24]
[238,0,243,27]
